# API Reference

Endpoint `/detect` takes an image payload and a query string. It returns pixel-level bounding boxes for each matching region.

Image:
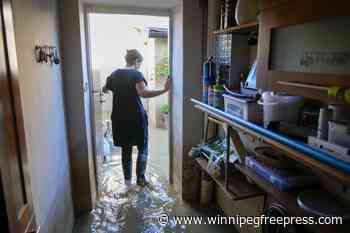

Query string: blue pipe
[192,99,350,174]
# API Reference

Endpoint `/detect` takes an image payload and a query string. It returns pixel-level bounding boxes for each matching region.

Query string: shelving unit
[196,155,264,201]
[192,99,350,185]
[213,21,259,90]
[204,2,350,233]
[213,21,258,35]
[234,163,348,233]
[192,99,350,233]
[195,111,264,202]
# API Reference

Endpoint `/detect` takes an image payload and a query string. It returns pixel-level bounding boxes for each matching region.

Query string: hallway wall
[171,2,184,195]
[11,0,74,232]
[171,0,204,200]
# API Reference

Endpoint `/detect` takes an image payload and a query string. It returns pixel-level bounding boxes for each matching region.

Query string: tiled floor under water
[74,128,235,233]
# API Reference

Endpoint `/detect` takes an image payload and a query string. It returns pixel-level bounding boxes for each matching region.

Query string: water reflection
[91,156,186,233]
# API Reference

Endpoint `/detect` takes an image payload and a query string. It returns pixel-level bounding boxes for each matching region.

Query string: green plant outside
[160,104,169,114]
[155,57,169,81]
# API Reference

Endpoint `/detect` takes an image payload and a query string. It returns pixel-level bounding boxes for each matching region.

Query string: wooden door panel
[92,71,104,159]
[0,0,35,232]
[91,70,104,198]
[256,0,350,103]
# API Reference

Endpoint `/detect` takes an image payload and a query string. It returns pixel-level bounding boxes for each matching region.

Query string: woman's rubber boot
[136,160,149,187]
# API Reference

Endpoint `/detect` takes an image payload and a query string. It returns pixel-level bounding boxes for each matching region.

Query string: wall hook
[35,45,60,65]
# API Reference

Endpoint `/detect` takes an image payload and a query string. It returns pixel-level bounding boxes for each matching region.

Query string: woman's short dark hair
[125,49,143,65]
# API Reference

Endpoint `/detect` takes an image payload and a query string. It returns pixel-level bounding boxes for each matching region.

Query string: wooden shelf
[213,22,258,35]
[195,158,264,201]
[191,99,350,187]
[273,78,350,105]
[235,163,349,233]
[193,100,349,232]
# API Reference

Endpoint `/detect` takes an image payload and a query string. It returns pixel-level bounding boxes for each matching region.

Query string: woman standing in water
[103,49,170,188]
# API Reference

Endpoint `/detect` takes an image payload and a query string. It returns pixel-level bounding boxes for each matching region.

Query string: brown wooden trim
[256,13,271,89]
[268,71,350,104]
[268,71,350,87]
[213,21,258,35]
[262,0,350,28]
[258,0,291,11]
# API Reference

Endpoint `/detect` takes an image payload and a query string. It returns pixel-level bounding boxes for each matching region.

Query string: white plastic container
[328,121,350,148]
[259,92,304,128]
[223,94,262,123]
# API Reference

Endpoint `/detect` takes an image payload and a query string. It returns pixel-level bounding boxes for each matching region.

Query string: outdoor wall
[11,0,74,232]
[150,38,169,128]
[59,0,97,216]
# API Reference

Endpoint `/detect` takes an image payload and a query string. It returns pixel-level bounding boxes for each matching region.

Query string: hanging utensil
[53,48,60,65]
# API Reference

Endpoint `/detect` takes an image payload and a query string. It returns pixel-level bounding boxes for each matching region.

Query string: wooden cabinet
[258,0,291,11]
[256,0,350,103]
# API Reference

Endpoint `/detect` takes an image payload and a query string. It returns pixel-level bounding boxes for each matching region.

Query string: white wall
[11,0,74,232]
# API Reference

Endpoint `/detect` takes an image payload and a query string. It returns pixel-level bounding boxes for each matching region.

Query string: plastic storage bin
[258,92,304,128]
[245,156,317,191]
[328,121,350,148]
[223,94,262,124]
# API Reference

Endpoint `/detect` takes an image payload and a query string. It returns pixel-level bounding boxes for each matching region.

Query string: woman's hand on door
[164,76,171,92]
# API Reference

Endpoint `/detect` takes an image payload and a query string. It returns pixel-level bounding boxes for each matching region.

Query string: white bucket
[259,92,304,127]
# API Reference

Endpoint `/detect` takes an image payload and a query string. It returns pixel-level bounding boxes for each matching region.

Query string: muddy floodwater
[74,154,235,233]
[92,155,181,233]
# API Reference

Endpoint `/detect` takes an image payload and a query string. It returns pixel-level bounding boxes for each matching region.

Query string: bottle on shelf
[213,84,225,109]
[203,57,217,104]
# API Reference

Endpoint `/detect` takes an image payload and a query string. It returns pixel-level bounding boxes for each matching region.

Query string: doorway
[75,6,235,233]
[85,12,174,232]
[85,11,174,229]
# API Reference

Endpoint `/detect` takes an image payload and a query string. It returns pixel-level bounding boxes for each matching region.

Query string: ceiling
[83,0,180,9]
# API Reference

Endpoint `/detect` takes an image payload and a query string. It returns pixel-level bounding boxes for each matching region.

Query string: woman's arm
[136,77,171,98]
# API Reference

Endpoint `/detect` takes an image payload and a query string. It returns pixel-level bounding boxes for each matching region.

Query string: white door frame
[83,4,175,194]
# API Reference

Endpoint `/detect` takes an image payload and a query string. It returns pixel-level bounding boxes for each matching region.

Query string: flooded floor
[74,127,235,233]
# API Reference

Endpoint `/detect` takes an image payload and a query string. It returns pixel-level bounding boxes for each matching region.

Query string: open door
[0,0,36,232]
[91,70,106,197]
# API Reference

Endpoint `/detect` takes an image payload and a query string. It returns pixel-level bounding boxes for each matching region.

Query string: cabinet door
[0,0,36,232]
[257,0,350,103]
[258,0,291,11]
